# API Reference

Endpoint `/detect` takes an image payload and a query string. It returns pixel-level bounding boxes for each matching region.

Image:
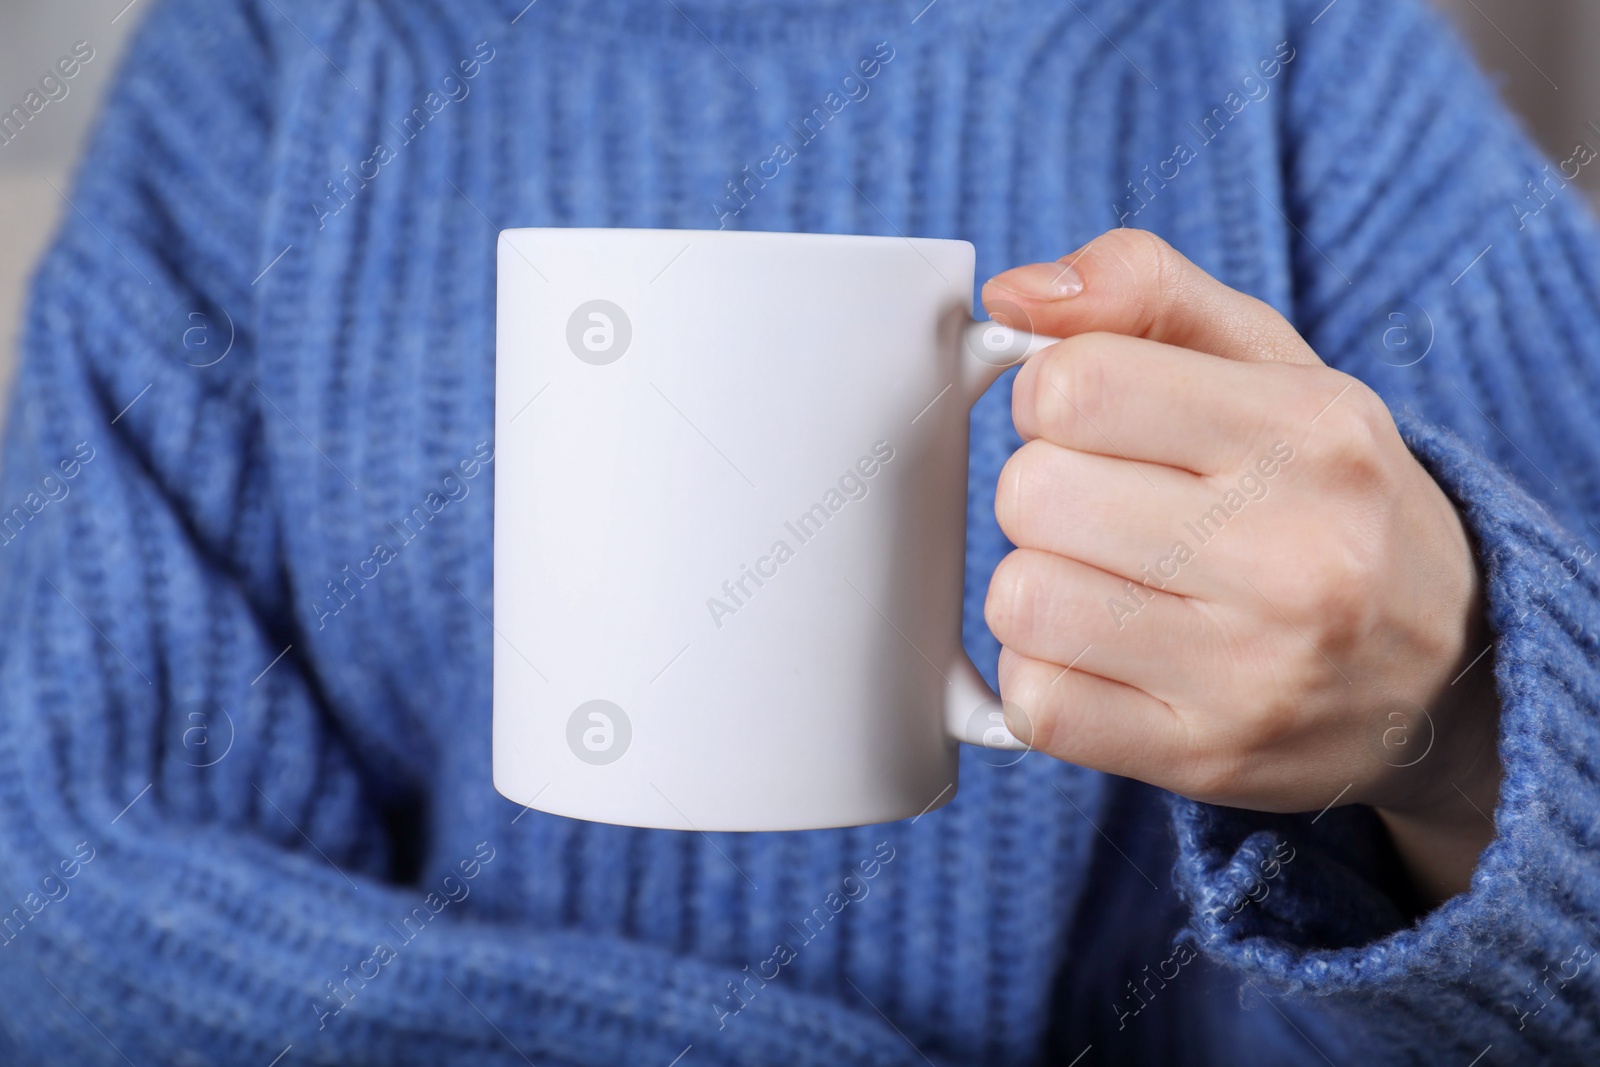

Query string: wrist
[1371,596,1502,904]
[1375,788,1498,906]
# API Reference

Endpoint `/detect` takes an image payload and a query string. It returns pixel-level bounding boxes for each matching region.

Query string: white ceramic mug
[494,228,1056,831]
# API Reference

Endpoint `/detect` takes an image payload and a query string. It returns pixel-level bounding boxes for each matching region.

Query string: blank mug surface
[494,228,1024,831]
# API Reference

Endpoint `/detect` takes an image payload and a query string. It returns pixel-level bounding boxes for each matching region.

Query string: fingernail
[988,261,1084,301]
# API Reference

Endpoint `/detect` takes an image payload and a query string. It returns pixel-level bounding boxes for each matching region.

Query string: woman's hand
[981,229,1502,904]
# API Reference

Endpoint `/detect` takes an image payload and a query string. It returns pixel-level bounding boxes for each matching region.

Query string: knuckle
[1312,546,1381,643]
[1182,739,1250,802]
[996,645,1031,697]
[1263,541,1379,650]
[1022,691,1063,757]
[1322,547,1373,614]
[1034,337,1113,443]
[1094,227,1177,279]
[1004,662,1068,755]
[1090,229,1184,334]
[1273,551,1344,615]
[1133,228,1182,287]
[995,440,1054,542]
[1305,378,1395,483]
[1233,690,1302,751]
[993,452,1025,539]
[984,551,1036,644]
[999,656,1062,752]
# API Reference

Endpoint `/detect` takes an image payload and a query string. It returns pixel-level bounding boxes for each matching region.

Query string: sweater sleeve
[1168,0,1600,1060]
[0,4,926,1065]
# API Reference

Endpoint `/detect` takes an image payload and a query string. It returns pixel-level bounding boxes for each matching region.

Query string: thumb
[981,229,1322,366]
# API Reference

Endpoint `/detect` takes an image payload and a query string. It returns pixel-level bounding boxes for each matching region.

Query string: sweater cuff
[1167,410,1600,1054]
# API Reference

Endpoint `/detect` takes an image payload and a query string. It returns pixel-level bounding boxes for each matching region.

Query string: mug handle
[943,316,1062,752]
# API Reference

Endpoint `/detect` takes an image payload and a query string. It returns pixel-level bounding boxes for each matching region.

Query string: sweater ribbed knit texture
[1,0,1597,1063]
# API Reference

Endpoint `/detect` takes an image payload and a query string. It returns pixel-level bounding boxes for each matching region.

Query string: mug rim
[498,225,975,256]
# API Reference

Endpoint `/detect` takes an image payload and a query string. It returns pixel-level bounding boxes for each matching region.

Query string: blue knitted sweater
[3,0,1599,1062]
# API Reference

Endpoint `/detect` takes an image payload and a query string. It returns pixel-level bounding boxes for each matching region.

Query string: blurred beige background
[0,0,145,418]
[0,0,1595,419]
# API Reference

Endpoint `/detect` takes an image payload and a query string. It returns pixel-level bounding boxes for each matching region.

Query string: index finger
[982,229,1322,367]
